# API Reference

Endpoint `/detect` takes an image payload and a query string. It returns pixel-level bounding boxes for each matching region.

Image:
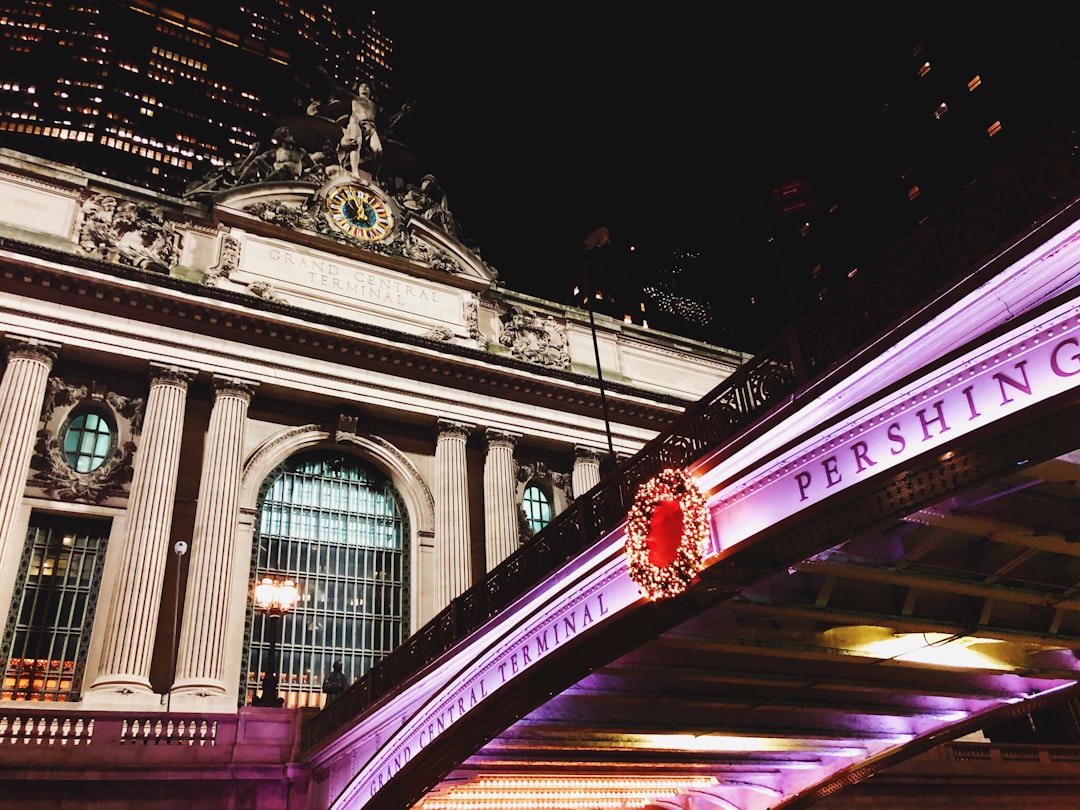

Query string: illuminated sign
[714,304,1080,550]
[333,551,643,809]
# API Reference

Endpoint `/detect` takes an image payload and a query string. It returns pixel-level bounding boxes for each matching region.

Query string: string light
[420,774,720,809]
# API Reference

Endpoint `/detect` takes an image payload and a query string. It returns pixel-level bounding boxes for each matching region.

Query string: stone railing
[0,706,303,765]
[302,103,1080,754]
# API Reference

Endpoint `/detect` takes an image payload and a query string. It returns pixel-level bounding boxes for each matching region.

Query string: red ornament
[646,498,684,568]
[625,468,710,600]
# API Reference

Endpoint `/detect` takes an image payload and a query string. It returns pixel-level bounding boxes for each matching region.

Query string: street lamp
[252,575,298,707]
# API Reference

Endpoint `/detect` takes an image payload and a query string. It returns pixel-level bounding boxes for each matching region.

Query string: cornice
[0,235,690,428]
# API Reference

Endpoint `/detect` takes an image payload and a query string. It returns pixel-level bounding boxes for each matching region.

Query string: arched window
[522,482,552,534]
[245,452,409,708]
[62,408,114,473]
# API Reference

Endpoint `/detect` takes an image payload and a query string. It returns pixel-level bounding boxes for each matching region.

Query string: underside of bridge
[419,400,1080,809]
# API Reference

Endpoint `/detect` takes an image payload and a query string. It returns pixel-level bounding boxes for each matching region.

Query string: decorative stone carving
[426,326,453,342]
[248,281,286,304]
[397,174,460,238]
[77,193,179,272]
[517,459,571,500]
[30,376,145,503]
[243,199,311,230]
[204,234,242,287]
[465,300,482,347]
[335,413,359,443]
[498,306,571,368]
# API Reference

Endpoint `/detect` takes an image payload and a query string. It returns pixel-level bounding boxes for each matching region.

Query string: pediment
[208,178,496,287]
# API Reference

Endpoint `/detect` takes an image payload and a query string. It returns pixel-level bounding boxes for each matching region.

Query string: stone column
[87,365,195,703]
[483,429,519,572]
[171,376,257,702]
[572,445,602,499]
[0,337,59,570]
[435,419,473,606]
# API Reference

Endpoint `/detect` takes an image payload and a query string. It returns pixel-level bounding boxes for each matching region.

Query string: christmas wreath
[625,467,710,600]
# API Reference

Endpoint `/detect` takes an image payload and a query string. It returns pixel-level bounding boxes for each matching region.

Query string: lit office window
[247,452,409,708]
[522,483,552,534]
[1,516,109,701]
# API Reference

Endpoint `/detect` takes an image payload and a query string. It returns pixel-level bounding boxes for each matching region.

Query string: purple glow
[708,303,1080,557]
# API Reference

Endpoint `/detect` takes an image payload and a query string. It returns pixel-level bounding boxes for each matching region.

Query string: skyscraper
[0,1,392,192]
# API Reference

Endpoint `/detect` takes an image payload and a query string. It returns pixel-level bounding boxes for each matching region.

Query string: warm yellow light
[419,775,719,809]
[253,576,299,616]
[822,626,1031,670]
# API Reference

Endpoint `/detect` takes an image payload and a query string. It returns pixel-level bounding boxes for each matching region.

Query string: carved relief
[464,299,482,346]
[30,377,144,503]
[249,281,287,304]
[426,326,453,342]
[77,193,179,273]
[204,234,242,287]
[498,306,571,368]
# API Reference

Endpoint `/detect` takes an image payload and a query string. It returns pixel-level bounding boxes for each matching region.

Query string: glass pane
[1,517,109,701]
[523,484,552,533]
[63,410,113,473]
[247,452,409,709]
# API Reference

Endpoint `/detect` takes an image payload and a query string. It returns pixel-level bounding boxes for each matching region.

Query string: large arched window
[522,482,553,534]
[245,452,409,708]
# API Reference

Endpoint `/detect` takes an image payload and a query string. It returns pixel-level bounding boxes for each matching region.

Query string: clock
[326,184,393,241]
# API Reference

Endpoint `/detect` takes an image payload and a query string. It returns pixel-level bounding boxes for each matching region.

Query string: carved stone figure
[237,127,312,184]
[313,65,383,178]
[78,194,178,272]
[400,174,459,237]
[498,307,571,368]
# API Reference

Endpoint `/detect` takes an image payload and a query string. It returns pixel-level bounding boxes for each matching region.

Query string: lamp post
[252,575,298,707]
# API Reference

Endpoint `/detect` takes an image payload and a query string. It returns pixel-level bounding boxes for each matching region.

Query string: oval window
[63,409,114,473]
[522,483,552,534]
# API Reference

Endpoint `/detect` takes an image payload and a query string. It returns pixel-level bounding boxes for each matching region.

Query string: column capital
[149,363,198,387]
[4,335,60,365]
[484,428,520,450]
[574,445,602,465]
[210,375,259,401]
[436,418,474,442]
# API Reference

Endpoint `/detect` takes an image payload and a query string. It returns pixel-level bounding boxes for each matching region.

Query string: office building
[0,1,393,192]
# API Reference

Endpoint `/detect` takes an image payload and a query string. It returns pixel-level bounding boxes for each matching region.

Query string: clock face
[326,185,393,241]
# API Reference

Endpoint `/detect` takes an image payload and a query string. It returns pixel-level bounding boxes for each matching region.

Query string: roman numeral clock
[324,182,395,242]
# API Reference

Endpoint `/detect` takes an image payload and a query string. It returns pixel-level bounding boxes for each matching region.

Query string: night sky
[381,6,1080,338]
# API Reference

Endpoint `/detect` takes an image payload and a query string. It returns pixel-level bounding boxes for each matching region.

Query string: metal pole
[581,227,617,469]
[165,540,187,714]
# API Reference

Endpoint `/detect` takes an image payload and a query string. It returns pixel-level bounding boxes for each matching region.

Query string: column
[435,419,473,606]
[572,445,602,499]
[0,337,59,572]
[171,376,257,701]
[483,429,519,572]
[87,365,195,702]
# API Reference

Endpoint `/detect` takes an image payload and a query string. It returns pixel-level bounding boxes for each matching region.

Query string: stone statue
[322,661,346,702]
[238,127,312,184]
[400,174,459,237]
[314,65,383,178]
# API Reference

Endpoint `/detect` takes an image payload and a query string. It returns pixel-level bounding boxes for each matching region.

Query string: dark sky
[382,7,1079,310]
